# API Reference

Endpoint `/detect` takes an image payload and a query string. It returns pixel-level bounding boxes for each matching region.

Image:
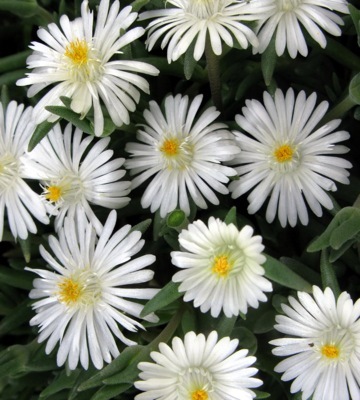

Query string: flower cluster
[1,0,358,399]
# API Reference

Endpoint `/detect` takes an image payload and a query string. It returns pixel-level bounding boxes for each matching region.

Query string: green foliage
[0,0,359,399]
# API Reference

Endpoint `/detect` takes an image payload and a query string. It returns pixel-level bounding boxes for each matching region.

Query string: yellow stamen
[274,144,294,163]
[212,255,231,277]
[191,389,208,400]
[58,278,81,305]
[45,185,62,202]
[65,39,89,66]
[160,138,180,156]
[321,344,340,359]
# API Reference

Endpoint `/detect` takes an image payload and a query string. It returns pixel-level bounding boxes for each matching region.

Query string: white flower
[229,88,352,228]
[270,286,360,400]
[135,330,262,400]
[16,0,159,136]
[252,0,349,58]
[125,94,238,218]
[139,0,272,62]
[23,122,131,235]
[171,217,272,318]
[0,101,49,240]
[26,210,159,370]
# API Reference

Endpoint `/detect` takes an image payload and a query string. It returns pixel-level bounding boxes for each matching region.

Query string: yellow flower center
[0,154,19,190]
[188,0,220,18]
[321,344,340,359]
[277,0,301,11]
[274,144,294,163]
[45,185,62,202]
[56,269,102,308]
[160,138,180,156]
[212,255,231,277]
[191,389,208,400]
[58,278,82,305]
[65,39,89,66]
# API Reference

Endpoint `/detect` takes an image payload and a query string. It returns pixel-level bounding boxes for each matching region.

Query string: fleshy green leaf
[349,4,360,45]
[0,0,38,17]
[0,300,33,336]
[45,106,94,135]
[39,370,82,399]
[320,249,340,298]
[0,51,30,74]
[0,266,33,290]
[28,120,58,151]
[130,0,150,12]
[224,206,237,226]
[349,73,360,105]
[18,238,31,263]
[261,34,277,86]
[254,390,271,399]
[90,383,132,400]
[78,345,144,391]
[184,40,198,80]
[307,207,360,252]
[140,280,182,317]
[264,255,312,292]
[129,219,152,235]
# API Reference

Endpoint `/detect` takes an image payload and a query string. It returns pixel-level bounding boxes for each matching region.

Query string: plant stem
[205,39,222,111]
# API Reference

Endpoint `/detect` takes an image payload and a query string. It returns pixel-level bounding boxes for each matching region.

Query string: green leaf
[261,34,277,86]
[99,117,117,137]
[1,85,9,110]
[232,326,258,356]
[253,310,276,334]
[224,206,237,226]
[320,249,340,298]
[0,266,33,290]
[307,207,360,252]
[264,255,312,292]
[130,0,150,12]
[90,383,132,400]
[215,314,237,338]
[40,370,82,399]
[0,0,38,17]
[0,69,28,86]
[129,219,152,235]
[78,345,145,391]
[254,390,271,399]
[140,280,182,317]
[28,120,58,151]
[60,96,72,108]
[183,40,198,80]
[349,4,360,45]
[0,51,30,74]
[45,106,94,134]
[329,239,357,262]
[0,300,33,336]
[349,73,360,105]
[18,237,31,263]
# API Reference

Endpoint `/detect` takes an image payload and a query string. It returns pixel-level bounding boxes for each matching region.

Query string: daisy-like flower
[26,210,159,370]
[171,217,272,317]
[23,122,131,235]
[229,88,352,228]
[0,101,49,240]
[139,0,272,62]
[135,330,262,399]
[125,94,238,218]
[270,286,360,400]
[16,0,159,136]
[252,0,349,58]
